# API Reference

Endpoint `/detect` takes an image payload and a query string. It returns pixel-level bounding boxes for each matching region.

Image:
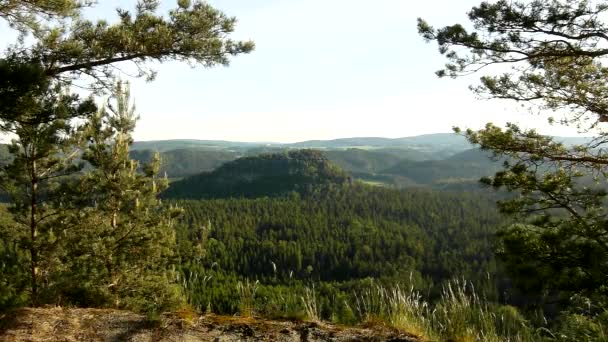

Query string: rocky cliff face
[0,307,420,342]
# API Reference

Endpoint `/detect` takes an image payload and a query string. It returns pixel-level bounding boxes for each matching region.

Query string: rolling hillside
[163,150,350,199]
[130,148,239,178]
[381,149,500,185]
[131,139,265,152]
[129,134,591,188]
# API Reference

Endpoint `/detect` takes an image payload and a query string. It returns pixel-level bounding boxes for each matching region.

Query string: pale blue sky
[2,0,586,142]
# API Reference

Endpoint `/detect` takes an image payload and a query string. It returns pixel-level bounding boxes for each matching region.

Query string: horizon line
[132,132,463,144]
[132,132,593,145]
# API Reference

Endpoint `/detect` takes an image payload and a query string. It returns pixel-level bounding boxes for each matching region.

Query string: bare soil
[0,307,421,341]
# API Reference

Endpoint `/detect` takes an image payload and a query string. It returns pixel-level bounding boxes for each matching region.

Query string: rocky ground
[0,307,421,341]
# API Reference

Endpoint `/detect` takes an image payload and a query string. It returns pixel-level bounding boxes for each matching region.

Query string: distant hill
[132,133,592,152]
[163,150,350,199]
[130,149,239,179]
[131,134,474,154]
[289,137,401,149]
[324,148,406,174]
[129,134,593,184]
[243,146,289,156]
[288,133,472,151]
[381,149,501,185]
[556,136,594,146]
[129,146,447,180]
[394,133,470,148]
[373,148,444,161]
[131,139,265,152]
[445,148,496,162]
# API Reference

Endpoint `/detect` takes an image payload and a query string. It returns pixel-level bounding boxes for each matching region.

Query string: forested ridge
[163,150,350,199]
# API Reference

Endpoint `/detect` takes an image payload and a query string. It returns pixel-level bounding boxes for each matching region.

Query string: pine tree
[0,59,96,305]
[61,82,183,312]
[418,0,608,301]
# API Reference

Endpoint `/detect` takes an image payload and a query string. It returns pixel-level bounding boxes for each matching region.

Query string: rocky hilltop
[0,307,420,342]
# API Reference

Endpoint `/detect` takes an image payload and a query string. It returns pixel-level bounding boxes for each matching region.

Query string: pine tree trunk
[30,159,38,307]
[109,208,118,307]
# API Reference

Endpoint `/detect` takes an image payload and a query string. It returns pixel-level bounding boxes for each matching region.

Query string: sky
[1,0,588,143]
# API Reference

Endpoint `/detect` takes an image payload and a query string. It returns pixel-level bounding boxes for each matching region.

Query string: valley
[131,133,507,190]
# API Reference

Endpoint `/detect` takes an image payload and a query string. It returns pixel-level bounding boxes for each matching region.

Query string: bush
[118,272,186,316]
[553,312,608,341]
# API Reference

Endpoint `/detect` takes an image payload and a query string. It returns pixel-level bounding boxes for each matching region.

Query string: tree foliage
[3,0,254,90]
[0,0,87,33]
[0,62,95,305]
[56,82,184,311]
[34,0,253,88]
[0,0,253,309]
[419,0,608,301]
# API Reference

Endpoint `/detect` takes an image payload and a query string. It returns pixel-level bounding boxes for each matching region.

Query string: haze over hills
[130,139,266,152]
[129,133,589,189]
[132,133,473,152]
[132,133,592,152]
[286,133,471,150]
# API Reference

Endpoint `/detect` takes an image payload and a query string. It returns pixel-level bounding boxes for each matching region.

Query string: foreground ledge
[0,307,421,341]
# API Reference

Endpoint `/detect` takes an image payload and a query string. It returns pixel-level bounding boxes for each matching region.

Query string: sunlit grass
[179,271,607,341]
[353,279,535,341]
[236,279,259,318]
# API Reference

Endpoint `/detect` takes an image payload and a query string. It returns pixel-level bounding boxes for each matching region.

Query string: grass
[181,274,535,339]
[178,269,214,313]
[236,279,259,318]
[352,279,535,341]
[179,273,607,341]
[432,280,530,341]
[354,283,434,338]
[301,285,319,322]
[254,286,307,321]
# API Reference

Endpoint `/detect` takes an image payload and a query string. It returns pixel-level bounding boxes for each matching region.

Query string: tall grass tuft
[353,279,535,341]
[354,282,435,339]
[258,289,305,320]
[434,279,494,341]
[301,285,320,322]
[179,269,213,312]
[433,279,535,341]
[236,279,259,317]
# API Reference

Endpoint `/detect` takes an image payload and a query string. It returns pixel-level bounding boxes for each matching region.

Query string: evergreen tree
[0,205,28,309]
[418,0,608,301]
[0,59,96,305]
[60,82,183,311]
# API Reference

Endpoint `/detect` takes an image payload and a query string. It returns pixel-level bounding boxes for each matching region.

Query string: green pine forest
[2,1,608,341]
